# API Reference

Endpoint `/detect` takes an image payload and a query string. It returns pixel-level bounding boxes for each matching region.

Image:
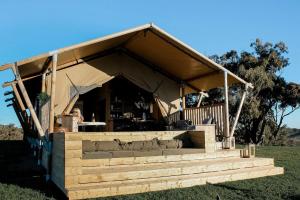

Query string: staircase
[64,149,283,199]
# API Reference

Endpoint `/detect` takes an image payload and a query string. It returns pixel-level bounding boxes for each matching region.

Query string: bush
[0,124,23,140]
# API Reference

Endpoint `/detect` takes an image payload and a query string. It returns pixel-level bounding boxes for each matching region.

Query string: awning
[0,23,252,92]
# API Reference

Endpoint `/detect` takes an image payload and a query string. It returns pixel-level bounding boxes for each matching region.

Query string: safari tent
[0,23,283,199]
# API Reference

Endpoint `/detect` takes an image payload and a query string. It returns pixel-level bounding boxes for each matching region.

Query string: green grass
[0,146,299,200]
[0,184,55,200]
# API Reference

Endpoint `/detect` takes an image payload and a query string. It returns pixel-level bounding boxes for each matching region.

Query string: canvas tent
[0,23,252,137]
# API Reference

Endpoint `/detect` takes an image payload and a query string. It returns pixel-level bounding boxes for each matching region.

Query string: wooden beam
[3,74,43,88]
[224,71,230,138]
[2,56,51,89]
[230,85,248,137]
[49,53,58,133]
[41,57,52,74]
[12,83,26,111]
[0,63,13,71]
[12,63,45,138]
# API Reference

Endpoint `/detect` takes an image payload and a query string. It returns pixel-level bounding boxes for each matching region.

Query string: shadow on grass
[0,140,66,200]
[207,182,251,193]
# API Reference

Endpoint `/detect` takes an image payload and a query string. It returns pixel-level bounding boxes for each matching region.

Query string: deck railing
[184,103,225,137]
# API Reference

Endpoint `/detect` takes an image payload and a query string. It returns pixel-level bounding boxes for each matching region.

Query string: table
[78,122,106,132]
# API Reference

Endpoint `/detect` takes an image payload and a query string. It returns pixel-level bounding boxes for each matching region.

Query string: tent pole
[196,92,208,108]
[179,85,185,120]
[230,85,248,137]
[41,73,46,93]
[12,83,26,112]
[12,63,45,138]
[63,94,79,115]
[182,86,186,120]
[49,53,58,133]
[224,71,230,147]
[197,93,204,108]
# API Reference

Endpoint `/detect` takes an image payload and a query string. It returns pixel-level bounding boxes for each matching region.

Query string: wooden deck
[51,131,283,200]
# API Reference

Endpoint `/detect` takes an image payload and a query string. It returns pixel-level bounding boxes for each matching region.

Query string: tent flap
[54,53,180,116]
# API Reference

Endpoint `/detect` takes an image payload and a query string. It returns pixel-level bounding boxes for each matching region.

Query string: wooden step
[67,166,284,199]
[75,157,274,184]
[82,157,273,172]
[81,149,241,167]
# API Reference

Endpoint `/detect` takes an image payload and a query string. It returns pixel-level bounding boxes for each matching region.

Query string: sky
[0,0,299,128]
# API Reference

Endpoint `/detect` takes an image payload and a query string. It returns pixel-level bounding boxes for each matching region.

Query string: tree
[272,82,300,141]
[195,39,300,144]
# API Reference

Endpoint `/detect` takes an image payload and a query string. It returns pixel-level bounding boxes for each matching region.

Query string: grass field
[0,144,299,200]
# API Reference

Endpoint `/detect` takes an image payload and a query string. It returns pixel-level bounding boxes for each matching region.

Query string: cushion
[129,141,144,151]
[95,141,120,151]
[158,139,183,149]
[202,117,212,124]
[82,140,96,152]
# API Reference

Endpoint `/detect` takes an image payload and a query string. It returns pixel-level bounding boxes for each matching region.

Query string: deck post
[12,63,45,138]
[223,71,232,148]
[49,53,58,133]
[230,84,248,137]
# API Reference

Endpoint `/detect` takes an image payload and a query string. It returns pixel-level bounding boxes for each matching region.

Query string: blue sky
[0,0,299,128]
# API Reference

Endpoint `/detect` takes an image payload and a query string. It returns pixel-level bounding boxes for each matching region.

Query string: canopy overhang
[0,23,252,92]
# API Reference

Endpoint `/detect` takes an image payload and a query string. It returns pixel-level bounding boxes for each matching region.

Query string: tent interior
[73,76,165,132]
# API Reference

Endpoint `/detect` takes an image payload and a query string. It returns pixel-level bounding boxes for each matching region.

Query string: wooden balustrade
[184,103,225,137]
